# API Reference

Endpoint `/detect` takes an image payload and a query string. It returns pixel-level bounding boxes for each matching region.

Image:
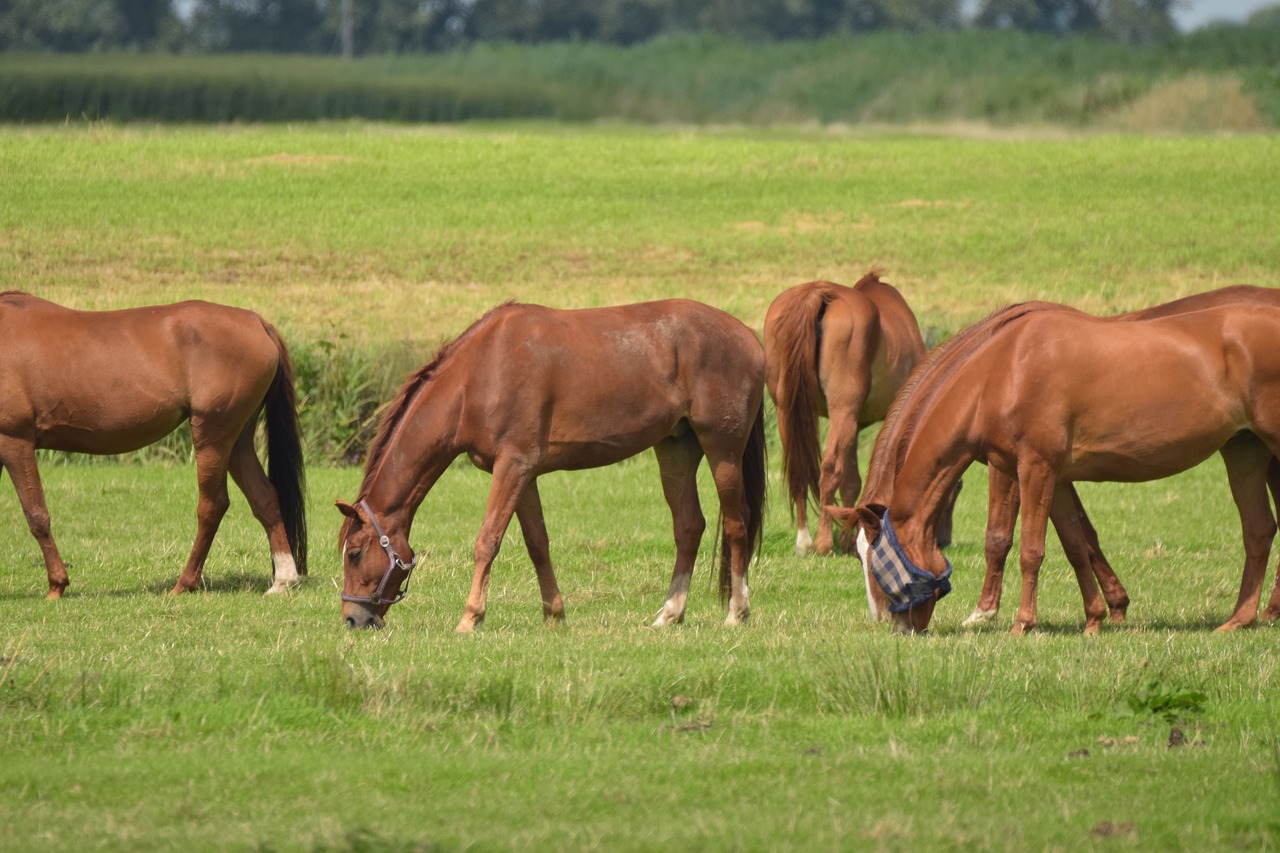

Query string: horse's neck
[364,382,462,522]
[889,396,977,544]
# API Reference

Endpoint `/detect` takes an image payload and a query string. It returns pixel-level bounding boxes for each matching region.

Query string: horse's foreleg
[652,436,706,627]
[1011,465,1055,636]
[1048,485,1108,636]
[1068,485,1129,622]
[1217,436,1276,632]
[457,463,528,633]
[0,441,69,598]
[228,430,299,595]
[171,443,231,594]
[514,481,564,625]
[963,466,1018,628]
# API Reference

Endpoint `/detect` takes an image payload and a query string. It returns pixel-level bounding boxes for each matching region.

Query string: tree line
[1,0,1274,54]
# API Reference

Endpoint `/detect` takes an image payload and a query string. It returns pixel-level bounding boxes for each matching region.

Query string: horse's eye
[347,548,362,565]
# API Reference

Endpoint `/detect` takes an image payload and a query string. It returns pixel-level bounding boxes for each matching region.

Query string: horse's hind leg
[1069,485,1129,622]
[227,426,299,595]
[652,434,706,627]
[0,439,70,598]
[1216,435,1276,631]
[514,480,565,624]
[170,434,233,595]
[815,408,861,556]
[703,441,752,626]
[1048,487,1108,636]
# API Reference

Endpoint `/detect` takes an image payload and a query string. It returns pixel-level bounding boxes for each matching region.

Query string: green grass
[1,124,1279,848]
[0,459,1278,849]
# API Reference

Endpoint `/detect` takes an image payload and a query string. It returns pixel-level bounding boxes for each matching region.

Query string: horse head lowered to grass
[836,297,1280,635]
[0,292,307,597]
[337,299,766,631]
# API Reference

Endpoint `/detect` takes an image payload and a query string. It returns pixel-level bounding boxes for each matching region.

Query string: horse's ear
[828,503,886,540]
[335,500,362,521]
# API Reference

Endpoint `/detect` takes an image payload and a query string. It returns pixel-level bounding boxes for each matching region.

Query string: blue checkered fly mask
[866,511,952,613]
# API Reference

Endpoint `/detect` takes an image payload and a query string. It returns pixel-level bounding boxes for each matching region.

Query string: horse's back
[454,300,763,468]
[0,297,280,451]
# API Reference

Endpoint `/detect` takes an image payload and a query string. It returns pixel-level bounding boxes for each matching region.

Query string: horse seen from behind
[337,299,767,632]
[764,273,927,557]
[0,292,307,597]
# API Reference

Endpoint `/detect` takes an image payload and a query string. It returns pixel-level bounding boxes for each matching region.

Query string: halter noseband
[340,499,418,608]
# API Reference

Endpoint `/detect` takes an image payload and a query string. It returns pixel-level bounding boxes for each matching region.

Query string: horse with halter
[337,299,767,631]
[960,286,1280,631]
[837,297,1280,634]
[0,293,307,597]
[764,273,932,557]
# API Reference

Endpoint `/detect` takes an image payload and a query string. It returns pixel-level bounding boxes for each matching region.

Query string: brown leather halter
[339,500,417,608]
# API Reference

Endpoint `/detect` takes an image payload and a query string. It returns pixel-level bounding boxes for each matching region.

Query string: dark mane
[356,301,519,498]
[862,300,1072,500]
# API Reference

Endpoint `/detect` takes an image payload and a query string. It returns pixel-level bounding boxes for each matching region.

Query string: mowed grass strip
[0,125,1277,849]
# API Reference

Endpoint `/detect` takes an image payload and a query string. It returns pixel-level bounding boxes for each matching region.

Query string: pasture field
[1,123,1279,850]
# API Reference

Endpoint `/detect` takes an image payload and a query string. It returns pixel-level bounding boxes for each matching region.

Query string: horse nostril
[345,615,358,630]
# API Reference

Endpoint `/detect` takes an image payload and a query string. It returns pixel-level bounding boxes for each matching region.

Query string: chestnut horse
[0,292,307,597]
[962,286,1280,630]
[337,299,766,631]
[839,299,1280,634]
[764,273,927,557]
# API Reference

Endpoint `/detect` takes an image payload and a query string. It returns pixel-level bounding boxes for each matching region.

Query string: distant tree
[1098,0,1178,44]
[1246,3,1280,27]
[113,0,177,46]
[187,0,325,52]
[974,0,1103,34]
[0,0,127,50]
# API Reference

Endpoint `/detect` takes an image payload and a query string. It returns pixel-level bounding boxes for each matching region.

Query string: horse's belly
[36,414,187,455]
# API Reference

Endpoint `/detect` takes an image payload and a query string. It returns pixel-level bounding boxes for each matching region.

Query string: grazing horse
[0,292,307,597]
[837,300,1280,635]
[337,299,766,632]
[963,286,1280,630]
[764,273,927,557]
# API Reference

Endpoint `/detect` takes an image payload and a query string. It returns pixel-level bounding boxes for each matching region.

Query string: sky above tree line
[1173,0,1276,29]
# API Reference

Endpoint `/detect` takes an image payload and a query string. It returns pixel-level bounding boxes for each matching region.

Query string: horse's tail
[721,402,768,603]
[262,323,308,576]
[767,283,827,518]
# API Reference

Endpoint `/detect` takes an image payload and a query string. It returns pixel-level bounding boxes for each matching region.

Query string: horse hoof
[264,580,299,596]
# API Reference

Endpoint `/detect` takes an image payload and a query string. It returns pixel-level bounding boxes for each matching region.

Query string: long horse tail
[721,402,768,603]
[767,283,828,519]
[262,323,308,575]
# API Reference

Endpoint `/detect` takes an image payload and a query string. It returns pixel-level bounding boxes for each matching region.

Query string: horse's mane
[356,300,519,498]
[861,300,1072,501]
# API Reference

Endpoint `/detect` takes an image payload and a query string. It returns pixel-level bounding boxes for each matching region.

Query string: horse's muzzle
[343,603,385,630]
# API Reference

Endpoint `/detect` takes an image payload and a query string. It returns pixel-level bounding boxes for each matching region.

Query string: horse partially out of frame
[839,298,1280,635]
[0,292,307,597]
[337,299,766,632]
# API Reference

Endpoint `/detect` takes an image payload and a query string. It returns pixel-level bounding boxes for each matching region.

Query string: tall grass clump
[2,26,1278,129]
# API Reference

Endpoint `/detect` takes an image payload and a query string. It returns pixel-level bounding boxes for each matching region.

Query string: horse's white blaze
[856,527,883,620]
[795,527,815,557]
[265,550,300,595]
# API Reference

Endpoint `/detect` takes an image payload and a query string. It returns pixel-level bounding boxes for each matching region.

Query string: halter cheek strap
[339,500,418,608]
